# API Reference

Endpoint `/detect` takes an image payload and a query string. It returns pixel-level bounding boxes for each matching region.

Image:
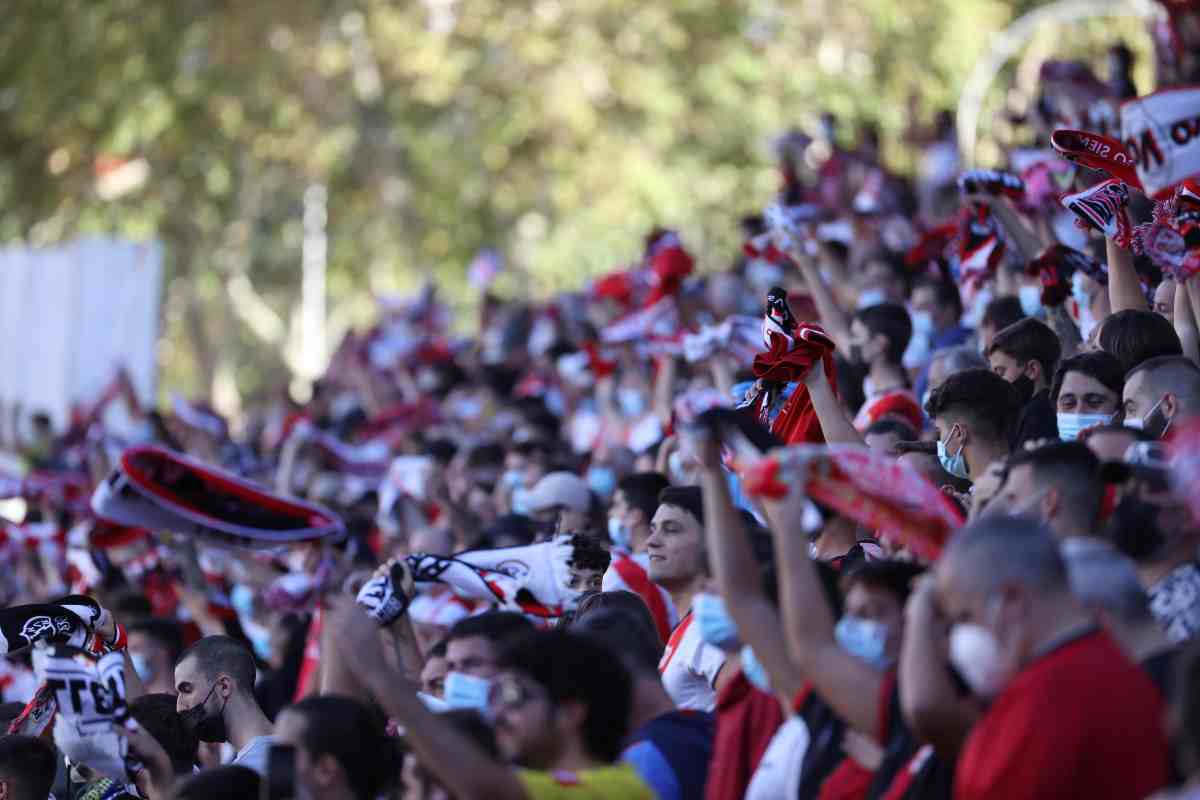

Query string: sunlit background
[0,0,1156,412]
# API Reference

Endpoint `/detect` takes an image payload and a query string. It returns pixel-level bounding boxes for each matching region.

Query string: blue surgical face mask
[618,388,646,417]
[587,466,616,498]
[740,645,771,693]
[937,430,970,479]
[502,469,525,490]
[607,516,632,551]
[834,615,890,669]
[230,584,255,619]
[130,652,155,683]
[857,288,887,309]
[511,487,532,515]
[443,672,492,713]
[693,592,741,651]
[1018,285,1043,318]
[911,310,935,337]
[1056,411,1113,442]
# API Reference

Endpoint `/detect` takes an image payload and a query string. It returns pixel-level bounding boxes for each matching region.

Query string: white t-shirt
[232,735,275,777]
[744,716,811,800]
[602,552,678,638]
[657,613,726,712]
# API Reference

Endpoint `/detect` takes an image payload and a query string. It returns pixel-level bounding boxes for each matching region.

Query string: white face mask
[1018,285,1043,317]
[948,598,1016,698]
[857,288,888,309]
[443,672,492,713]
[910,310,935,337]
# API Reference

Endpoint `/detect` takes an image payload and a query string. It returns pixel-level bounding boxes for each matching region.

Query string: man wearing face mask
[174,635,275,776]
[989,442,1106,546]
[1122,355,1200,440]
[934,515,1169,798]
[985,318,1061,446]
[128,619,186,696]
[925,369,1021,485]
[441,612,535,723]
[909,277,970,396]
[602,472,678,642]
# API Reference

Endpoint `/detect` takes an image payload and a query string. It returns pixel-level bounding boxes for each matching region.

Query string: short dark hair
[175,765,260,800]
[566,532,612,573]
[657,486,704,526]
[1099,309,1183,373]
[912,276,963,319]
[841,560,925,606]
[286,695,397,800]
[854,302,913,364]
[428,638,449,659]
[176,635,257,694]
[1006,442,1104,531]
[465,442,504,470]
[446,611,535,646]
[1126,355,1200,411]
[616,473,671,520]
[0,735,56,800]
[0,702,25,732]
[130,692,199,775]
[925,368,1023,445]
[864,418,918,442]
[129,618,187,665]
[988,318,1062,381]
[1050,351,1126,407]
[500,631,632,763]
[573,591,662,652]
[981,296,1026,332]
[573,607,665,677]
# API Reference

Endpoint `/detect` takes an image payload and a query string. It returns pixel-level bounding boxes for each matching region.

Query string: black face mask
[1142,399,1172,440]
[849,344,866,366]
[1011,374,1037,406]
[1106,495,1167,561]
[180,682,229,743]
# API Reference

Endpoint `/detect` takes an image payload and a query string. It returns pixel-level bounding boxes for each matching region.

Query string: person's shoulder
[232,735,275,777]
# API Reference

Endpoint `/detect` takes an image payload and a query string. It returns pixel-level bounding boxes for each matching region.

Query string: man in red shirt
[936,515,1170,799]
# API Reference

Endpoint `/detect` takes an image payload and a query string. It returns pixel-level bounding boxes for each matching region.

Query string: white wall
[0,239,162,435]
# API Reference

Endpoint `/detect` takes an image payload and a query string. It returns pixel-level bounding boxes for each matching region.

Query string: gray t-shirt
[232,735,275,777]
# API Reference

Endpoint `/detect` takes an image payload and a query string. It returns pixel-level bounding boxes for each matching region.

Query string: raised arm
[986,196,1048,263]
[898,575,980,756]
[793,248,853,350]
[329,596,530,800]
[760,474,884,736]
[804,357,865,446]
[1107,239,1149,313]
[695,433,803,699]
[1176,278,1200,363]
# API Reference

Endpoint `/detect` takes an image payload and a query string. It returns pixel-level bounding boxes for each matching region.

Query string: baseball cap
[523,472,591,513]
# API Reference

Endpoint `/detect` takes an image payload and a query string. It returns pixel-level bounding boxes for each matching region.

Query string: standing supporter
[646,486,731,711]
[331,598,654,799]
[601,472,678,641]
[441,612,535,713]
[1122,355,1200,439]
[524,471,593,538]
[0,735,57,800]
[174,635,276,776]
[128,618,187,696]
[924,369,1022,484]
[1064,547,1180,695]
[573,607,714,800]
[273,695,397,800]
[1100,309,1184,374]
[934,515,1170,798]
[910,277,970,398]
[989,442,1106,546]
[1050,350,1125,440]
[976,296,1026,353]
[986,318,1062,444]
[849,303,921,432]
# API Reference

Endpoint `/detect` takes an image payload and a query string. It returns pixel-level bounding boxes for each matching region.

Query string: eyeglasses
[489,678,540,712]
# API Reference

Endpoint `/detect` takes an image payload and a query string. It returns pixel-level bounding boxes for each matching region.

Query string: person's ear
[1042,487,1060,521]
[1163,393,1180,422]
[0,777,9,800]
[1024,360,1041,383]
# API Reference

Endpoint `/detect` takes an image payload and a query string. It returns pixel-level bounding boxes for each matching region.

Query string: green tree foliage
[0,0,1133,402]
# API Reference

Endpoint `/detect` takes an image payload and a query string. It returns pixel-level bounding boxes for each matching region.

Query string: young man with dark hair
[441,611,535,712]
[274,694,398,800]
[606,472,671,554]
[174,634,275,775]
[647,485,731,711]
[925,368,1022,483]
[1099,309,1183,374]
[909,276,970,398]
[978,295,1026,352]
[991,442,1105,544]
[848,303,917,428]
[129,692,200,776]
[0,735,57,800]
[1123,354,1200,439]
[128,618,186,695]
[330,598,654,799]
[573,608,714,800]
[986,317,1062,444]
